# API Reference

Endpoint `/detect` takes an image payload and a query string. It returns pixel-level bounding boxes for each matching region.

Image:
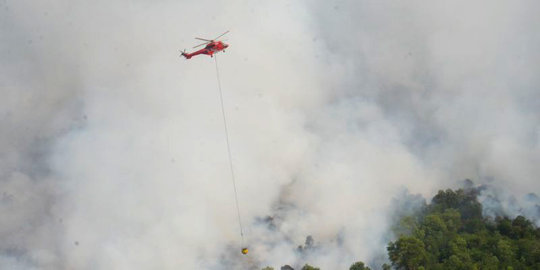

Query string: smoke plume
[1,0,539,269]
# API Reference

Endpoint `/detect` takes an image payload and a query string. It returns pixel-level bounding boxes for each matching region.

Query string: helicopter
[180,31,229,59]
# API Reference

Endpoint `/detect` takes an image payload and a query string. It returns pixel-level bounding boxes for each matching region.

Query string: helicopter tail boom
[180,49,192,59]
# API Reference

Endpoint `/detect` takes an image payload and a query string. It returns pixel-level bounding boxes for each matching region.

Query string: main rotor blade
[212,30,229,41]
[193,41,209,48]
[195,37,212,42]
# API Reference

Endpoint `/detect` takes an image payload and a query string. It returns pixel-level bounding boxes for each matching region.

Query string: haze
[1,0,539,269]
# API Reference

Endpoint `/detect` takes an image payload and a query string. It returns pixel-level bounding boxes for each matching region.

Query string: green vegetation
[388,188,540,270]
[261,188,540,270]
[301,264,320,270]
[350,261,371,270]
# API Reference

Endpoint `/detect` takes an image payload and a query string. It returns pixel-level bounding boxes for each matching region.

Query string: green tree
[350,261,371,270]
[496,239,515,265]
[388,236,427,269]
[301,264,320,270]
[480,255,499,270]
[441,209,461,233]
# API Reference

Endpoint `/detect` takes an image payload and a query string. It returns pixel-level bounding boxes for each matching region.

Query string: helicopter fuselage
[182,41,229,59]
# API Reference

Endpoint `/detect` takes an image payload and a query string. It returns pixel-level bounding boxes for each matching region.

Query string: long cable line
[214,55,245,244]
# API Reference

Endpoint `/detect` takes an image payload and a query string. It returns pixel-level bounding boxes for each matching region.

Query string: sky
[1,0,539,269]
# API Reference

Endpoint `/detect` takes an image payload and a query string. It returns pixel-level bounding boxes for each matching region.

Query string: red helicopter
[180,31,229,59]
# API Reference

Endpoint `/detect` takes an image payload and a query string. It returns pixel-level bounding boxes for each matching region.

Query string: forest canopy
[264,187,540,270]
[387,188,540,270]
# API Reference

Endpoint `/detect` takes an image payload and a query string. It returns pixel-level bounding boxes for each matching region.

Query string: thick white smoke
[1,0,539,269]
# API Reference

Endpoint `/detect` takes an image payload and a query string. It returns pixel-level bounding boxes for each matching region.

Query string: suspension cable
[214,55,245,244]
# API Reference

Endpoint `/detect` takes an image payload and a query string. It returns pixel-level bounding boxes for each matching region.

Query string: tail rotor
[180,49,191,59]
